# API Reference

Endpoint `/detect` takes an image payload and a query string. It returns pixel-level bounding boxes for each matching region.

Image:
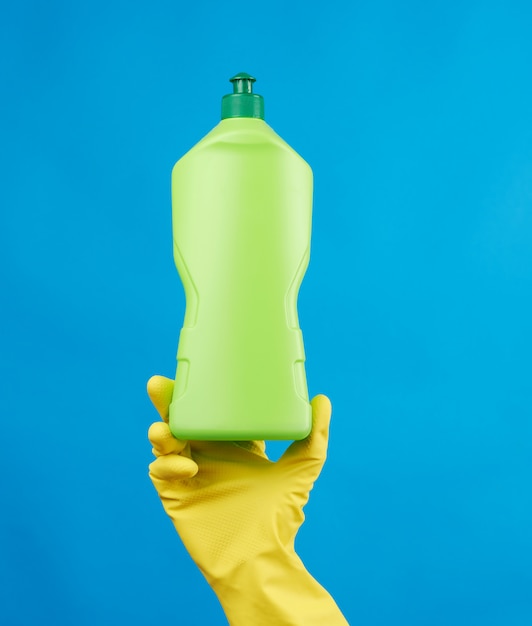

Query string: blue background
[1,1,531,624]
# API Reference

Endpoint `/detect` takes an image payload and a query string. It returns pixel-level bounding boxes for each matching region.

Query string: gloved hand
[147,375,349,626]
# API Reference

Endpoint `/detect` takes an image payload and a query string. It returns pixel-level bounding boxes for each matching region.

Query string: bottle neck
[221,92,264,120]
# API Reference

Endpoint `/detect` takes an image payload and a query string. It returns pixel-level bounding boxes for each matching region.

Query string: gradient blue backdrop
[1,1,531,625]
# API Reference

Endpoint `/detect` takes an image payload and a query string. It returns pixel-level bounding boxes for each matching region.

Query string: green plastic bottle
[169,73,313,440]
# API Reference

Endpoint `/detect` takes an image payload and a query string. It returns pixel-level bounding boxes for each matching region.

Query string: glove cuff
[209,547,349,626]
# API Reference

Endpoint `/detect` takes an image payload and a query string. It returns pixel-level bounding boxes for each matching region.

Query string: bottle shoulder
[172,119,311,176]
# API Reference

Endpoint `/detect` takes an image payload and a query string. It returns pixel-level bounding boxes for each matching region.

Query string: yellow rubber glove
[147,375,349,626]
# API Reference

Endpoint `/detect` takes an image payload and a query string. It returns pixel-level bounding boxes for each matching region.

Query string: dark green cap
[221,72,265,120]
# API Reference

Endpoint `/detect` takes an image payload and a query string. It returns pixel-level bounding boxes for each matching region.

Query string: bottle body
[169,117,312,440]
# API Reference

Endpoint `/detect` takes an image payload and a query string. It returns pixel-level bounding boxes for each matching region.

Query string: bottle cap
[221,72,265,120]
